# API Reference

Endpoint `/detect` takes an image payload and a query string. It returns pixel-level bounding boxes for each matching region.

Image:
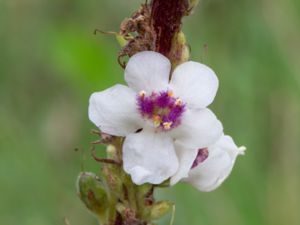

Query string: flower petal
[170,62,219,109]
[184,135,244,192]
[170,142,198,185]
[171,108,223,149]
[123,130,178,185]
[88,84,142,136]
[125,51,171,93]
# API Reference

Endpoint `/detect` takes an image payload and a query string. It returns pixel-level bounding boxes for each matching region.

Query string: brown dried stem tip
[118,0,193,68]
[150,0,189,56]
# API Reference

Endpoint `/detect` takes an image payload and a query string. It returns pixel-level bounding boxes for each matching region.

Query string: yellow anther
[167,90,174,97]
[175,98,182,106]
[153,115,161,121]
[153,121,161,128]
[152,115,161,127]
[139,90,146,97]
[163,122,172,130]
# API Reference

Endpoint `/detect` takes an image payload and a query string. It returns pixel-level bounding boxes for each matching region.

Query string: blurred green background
[1,0,300,225]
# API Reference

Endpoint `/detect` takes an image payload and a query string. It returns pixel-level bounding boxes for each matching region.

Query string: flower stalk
[77,0,245,225]
[80,1,198,224]
[150,0,188,56]
[150,0,199,69]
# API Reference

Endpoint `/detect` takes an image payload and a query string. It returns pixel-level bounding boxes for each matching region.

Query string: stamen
[139,90,146,98]
[191,148,209,169]
[167,90,174,97]
[175,98,182,106]
[152,115,162,127]
[163,122,172,130]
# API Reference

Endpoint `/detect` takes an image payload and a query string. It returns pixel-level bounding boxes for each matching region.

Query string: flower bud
[189,0,200,11]
[106,144,118,160]
[76,172,109,221]
[150,201,173,220]
[170,32,190,69]
[102,164,123,196]
[116,34,129,47]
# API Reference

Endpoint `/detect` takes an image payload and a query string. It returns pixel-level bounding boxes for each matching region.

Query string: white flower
[89,51,223,185]
[171,135,245,191]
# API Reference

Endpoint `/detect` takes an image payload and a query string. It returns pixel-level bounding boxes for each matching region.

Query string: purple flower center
[191,148,209,169]
[137,90,185,131]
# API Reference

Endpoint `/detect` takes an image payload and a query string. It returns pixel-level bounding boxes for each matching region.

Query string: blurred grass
[1,0,300,225]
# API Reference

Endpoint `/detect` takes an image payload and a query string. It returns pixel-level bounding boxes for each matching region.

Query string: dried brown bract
[118,3,156,68]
